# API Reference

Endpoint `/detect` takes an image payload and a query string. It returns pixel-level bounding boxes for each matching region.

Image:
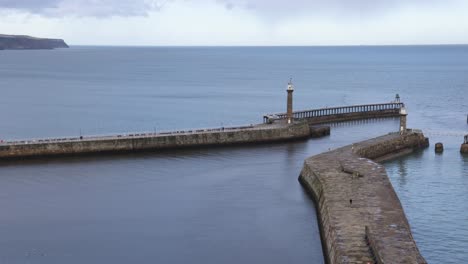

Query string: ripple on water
[385,135,468,263]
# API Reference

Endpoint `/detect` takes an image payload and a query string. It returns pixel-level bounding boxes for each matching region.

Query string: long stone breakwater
[0,122,329,159]
[0,102,404,160]
[299,131,429,263]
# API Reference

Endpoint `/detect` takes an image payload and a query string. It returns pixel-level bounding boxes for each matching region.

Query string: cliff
[0,34,69,50]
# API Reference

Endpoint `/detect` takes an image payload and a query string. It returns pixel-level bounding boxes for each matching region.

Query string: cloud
[217,0,455,19]
[0,0,454,18]
[0,0,168,17]
[0,0,59,10]
[1,0,467,46]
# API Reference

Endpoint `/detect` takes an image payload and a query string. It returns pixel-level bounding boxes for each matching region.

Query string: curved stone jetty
[299,131,429,264]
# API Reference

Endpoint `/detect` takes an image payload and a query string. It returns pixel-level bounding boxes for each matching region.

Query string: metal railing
[263,102,404,123]
[0,124,257,147]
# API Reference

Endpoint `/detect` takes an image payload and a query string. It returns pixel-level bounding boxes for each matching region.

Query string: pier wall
[0,122,327,159]
[299,132,428,264]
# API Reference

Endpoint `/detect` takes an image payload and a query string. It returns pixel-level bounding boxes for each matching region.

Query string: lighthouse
[399,105,407,134]
[286,79,294,124]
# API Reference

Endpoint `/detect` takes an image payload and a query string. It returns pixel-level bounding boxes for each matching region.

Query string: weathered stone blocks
[299,132,428,264]
[0,122,323,159]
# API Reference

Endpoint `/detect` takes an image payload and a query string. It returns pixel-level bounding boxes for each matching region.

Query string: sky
[0,0,467,45]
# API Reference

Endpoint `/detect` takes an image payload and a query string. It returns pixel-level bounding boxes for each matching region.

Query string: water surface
[0,46,467,263]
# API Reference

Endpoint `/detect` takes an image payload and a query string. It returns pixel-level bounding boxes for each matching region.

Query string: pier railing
[0,124,256,146]
[263,102,404,124]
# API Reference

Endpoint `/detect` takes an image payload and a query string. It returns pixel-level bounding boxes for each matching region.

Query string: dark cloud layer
[0,0,454,17]
[0,0,166,16]
[0,0,59,11]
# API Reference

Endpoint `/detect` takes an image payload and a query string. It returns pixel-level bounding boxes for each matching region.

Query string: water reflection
[461,153,468,176]
[396,158,408,186]
[385,136,468,263]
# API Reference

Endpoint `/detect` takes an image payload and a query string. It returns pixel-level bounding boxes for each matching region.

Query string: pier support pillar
[461,135,468,154]
[286,79,294,124]
[435,142,444,153]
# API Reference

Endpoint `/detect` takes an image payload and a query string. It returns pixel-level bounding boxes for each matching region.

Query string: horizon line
[67,43,468,48]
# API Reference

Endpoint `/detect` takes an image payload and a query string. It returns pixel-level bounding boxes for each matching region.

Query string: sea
[0,46,467,263]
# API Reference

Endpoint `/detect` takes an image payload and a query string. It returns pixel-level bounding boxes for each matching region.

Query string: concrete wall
[0,122,316,159]
[299,132,428,264]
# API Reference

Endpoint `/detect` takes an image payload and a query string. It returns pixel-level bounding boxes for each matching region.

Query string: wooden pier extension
[264,102,404,124]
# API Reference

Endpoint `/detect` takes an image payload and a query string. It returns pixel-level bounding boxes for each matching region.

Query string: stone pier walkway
[299,132,428,264]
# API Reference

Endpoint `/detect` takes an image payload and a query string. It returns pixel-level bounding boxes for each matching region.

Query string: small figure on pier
[286,78,294,124]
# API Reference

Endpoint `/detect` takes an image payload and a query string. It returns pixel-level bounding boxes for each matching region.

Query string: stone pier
[0,122,329,160]
[299,131,429,264]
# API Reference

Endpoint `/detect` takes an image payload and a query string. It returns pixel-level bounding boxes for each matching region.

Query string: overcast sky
[0,0,467,45]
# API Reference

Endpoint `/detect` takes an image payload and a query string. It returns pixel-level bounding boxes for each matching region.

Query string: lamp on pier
[286,78,294,124]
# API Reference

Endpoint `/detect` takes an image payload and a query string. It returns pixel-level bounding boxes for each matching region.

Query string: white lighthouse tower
[286,79,294,124]
[399,105,407,134]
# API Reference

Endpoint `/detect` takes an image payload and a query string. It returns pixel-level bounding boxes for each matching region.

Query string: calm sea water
[0,46,467,263]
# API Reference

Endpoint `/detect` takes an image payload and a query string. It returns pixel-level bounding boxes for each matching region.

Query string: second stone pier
[299,131,429,264]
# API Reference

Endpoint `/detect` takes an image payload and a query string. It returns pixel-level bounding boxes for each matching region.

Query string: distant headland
[0,34,69,50]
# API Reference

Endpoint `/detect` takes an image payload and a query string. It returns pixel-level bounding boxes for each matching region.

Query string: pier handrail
[263,102,404,123]
[0,124,259,146]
